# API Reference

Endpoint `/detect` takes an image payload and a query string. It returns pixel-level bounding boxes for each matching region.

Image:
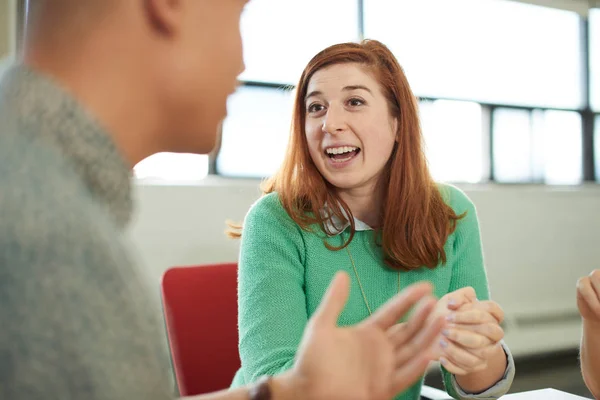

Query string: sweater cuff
[450,341,515,400]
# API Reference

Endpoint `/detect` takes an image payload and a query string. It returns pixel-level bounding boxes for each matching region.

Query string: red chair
[160,263,241,396]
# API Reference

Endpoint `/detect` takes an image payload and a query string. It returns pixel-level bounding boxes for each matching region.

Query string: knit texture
[232,184,490,399]
[0,65,172,399]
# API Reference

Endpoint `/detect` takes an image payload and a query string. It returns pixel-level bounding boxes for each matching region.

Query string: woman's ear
[393,117,399,142]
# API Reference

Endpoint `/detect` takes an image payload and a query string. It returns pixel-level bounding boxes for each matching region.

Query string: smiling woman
[260,41,459,269]
[232,40,515,400]
[303,63,398,225]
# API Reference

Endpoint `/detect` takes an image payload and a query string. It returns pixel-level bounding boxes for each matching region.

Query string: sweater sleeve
[237,194,308,384]
[439,186,514,399]
[445,186,490,301]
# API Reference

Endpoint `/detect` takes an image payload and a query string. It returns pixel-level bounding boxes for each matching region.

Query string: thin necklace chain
[345,245,400,316]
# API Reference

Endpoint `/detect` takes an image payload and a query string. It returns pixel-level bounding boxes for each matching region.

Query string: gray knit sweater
[0,65,172,399]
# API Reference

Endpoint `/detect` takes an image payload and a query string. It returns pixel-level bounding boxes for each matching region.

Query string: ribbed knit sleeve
[235,193,308,385]
[440,185,491,398]
[445,186,490,301]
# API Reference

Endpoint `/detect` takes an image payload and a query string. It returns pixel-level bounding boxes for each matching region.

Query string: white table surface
[501,388,591,399]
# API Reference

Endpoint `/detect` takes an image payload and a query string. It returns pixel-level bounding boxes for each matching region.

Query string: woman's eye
[308,103,325,113]
[348,98,364,107]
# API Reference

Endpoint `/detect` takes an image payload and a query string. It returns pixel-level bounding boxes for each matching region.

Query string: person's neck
[23,37,163,168]
[337,182,384,229]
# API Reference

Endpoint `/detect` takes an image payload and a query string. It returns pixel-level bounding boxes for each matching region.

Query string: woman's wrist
[454,344,506,392]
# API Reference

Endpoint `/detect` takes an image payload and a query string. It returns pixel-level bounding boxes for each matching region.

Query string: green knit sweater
[231,184,491,399]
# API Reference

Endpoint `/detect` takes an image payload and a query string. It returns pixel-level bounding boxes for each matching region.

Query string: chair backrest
[161,263,240,396]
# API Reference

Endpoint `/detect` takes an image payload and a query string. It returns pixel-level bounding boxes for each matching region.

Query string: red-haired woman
[231,40,514,399]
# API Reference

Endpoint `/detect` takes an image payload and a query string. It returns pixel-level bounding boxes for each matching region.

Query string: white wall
[129,180,600,357]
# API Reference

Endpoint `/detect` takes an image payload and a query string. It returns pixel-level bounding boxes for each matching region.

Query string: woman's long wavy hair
[231,40,463,271]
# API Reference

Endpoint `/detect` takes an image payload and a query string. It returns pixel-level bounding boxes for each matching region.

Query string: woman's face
[304,63,398,193]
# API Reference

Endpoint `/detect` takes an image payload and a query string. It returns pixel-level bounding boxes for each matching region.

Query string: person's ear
[393,117,399,142]
[144,0,184,35]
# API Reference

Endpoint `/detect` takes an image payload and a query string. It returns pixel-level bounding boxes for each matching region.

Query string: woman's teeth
[325,146,360,163]
[326,146,358,155]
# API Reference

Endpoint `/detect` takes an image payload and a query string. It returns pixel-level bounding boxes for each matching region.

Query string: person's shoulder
[246,192,289,221]
[244,192,303,235]
[0,131,104,242]
[436,182,476,214]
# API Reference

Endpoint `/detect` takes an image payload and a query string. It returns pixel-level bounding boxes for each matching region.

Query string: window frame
[17,0,598,184]
[216,2,598,184]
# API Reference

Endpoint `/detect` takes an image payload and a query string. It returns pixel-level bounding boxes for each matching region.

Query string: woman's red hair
[233,40,463,271]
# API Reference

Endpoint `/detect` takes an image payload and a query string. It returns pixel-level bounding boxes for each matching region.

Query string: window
[540,110,582,184]
[134,1,593,184]
[364,0,584,109]
[239,0,359,85]
[493,108,537,183]
[493,108,582,184]
[217,86,295,178]
[210,0,360,179]
[590,8,600,111]
[134,153,209,182]
[420,100,486,183]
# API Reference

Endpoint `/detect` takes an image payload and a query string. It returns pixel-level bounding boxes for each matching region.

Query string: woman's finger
[446,322,504,344]
[481,301,504,323]
[446,287,477,311]
[440,338,486,371]
[448,307,496,325]
[451,301,504,324]
[442,328,493,349]
[461,342,500,360]
[440,357,468,375]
